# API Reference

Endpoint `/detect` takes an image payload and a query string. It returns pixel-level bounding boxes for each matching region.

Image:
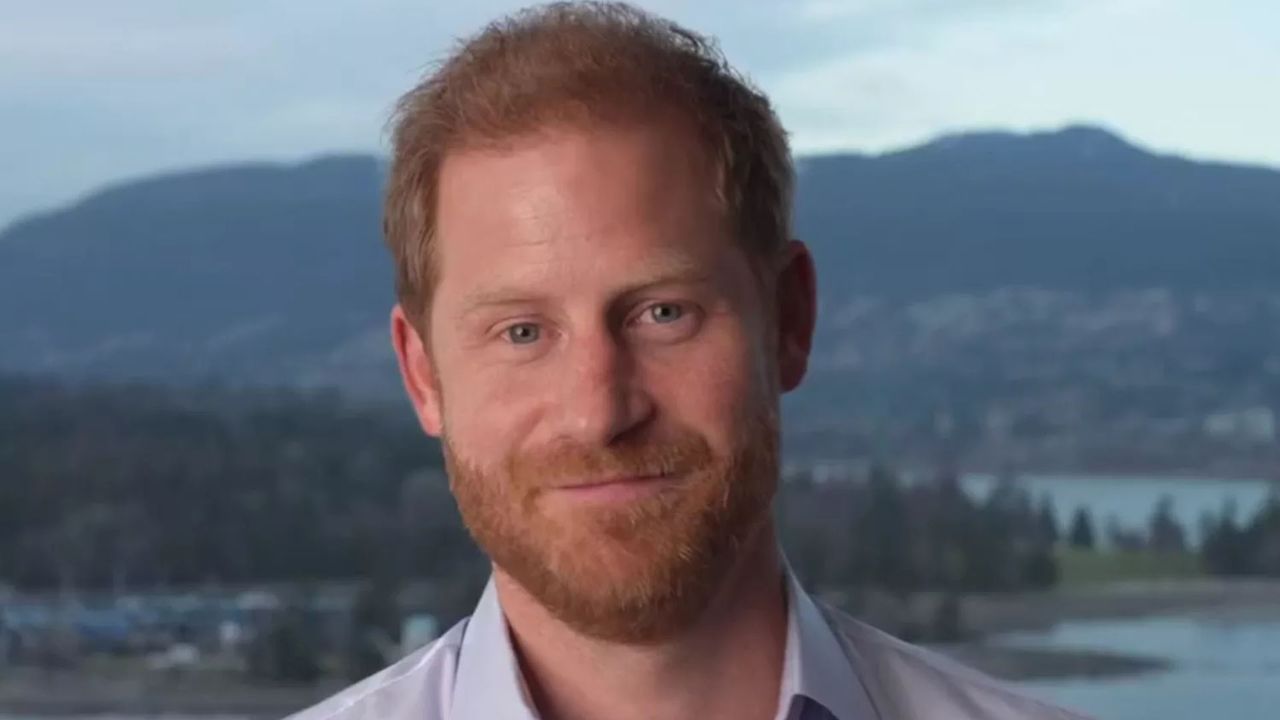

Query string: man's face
[393,117,809,642]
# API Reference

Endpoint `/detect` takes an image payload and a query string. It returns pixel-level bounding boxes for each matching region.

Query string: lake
[961,473,1277,545]
[5,474,1277,719]
[9,610,1280,720]
[5,616,1280,719]
[1007,614,1280,720]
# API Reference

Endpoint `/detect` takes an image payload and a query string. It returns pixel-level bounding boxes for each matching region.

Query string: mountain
[795,125,1280,300]
[3,126,1279,418]
[0,154,397,393]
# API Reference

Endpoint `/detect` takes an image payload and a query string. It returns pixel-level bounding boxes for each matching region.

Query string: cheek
[436,354,542,464]
[644,326,766,443]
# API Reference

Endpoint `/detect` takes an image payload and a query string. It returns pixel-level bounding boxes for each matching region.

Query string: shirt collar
[450,578,540,719]
[451,560,877,720]
[777,555,880,720]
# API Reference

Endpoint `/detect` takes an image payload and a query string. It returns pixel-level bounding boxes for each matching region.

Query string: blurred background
[2,2,1278,718]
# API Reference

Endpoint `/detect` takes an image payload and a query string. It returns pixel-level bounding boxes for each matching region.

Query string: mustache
[505,431,714,490]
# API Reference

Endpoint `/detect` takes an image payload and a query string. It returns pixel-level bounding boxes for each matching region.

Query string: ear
[774,239,818,393]
[390,304,444,437]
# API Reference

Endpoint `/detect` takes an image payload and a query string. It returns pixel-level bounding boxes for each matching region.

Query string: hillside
[0,155,395,393]
[3,126,1279,469]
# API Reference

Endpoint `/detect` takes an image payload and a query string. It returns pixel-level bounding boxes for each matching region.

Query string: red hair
[384,1,793,328]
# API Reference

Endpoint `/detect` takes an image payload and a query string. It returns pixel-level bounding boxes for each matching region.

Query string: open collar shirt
[289,562,1090,720]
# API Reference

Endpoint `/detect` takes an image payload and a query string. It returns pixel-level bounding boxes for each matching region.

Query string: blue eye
[505,323,540,344]
[648,303,684,324]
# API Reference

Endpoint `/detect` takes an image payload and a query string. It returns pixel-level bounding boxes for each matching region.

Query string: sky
[2,0,1277,228]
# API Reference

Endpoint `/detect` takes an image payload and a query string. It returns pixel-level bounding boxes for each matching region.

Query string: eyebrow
[456,258,714,319]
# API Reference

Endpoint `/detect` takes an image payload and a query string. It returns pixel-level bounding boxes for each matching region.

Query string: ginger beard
[443,406,779,643]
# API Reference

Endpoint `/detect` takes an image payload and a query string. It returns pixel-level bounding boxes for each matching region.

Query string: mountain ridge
[2,124,1278,398]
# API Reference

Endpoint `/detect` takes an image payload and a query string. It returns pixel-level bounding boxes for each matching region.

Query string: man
[291,3,1088,719]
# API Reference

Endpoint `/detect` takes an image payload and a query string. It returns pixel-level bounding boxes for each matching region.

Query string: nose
[554,324,654,446]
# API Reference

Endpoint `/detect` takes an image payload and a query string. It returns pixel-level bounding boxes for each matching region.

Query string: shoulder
[820,603,1093,720]
[285,616,469,720]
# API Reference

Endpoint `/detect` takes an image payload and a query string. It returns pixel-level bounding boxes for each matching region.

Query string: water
[6,619,1280,719]
[960,473,1280,716]
[1006,615,1280,720]
[5,474,1276,718]
[961,473,1277,544]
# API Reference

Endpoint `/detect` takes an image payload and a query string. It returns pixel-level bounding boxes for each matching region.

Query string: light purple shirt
[288,565,1091,719]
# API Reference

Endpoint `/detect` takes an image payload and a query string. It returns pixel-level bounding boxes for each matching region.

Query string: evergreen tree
[1246,492,1280,575]
[1035,495,1060,546]
[1068,506,1097,550]
[1147,495,1187,554]
[847,465,915,595]
[1202,500,1250,575]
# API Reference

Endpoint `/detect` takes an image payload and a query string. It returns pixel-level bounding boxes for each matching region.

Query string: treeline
[1061,490,1280,576]
[1201,497,1280,576]
[0,375,478,590]
[1061,497,1189,554]
[777,467,1060,594]
[2,375,1063,596]
[7,374,1278,600]
[2,373,1066,597]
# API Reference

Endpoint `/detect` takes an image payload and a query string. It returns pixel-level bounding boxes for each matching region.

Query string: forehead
[432,119,730,299]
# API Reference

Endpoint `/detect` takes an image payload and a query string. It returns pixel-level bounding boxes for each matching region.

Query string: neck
[494,522,788,720]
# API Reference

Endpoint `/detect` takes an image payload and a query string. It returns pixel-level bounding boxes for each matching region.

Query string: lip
[551,474,673,502]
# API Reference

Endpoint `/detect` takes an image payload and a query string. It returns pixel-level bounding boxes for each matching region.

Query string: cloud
[770,0,1280,162]
[1,0,1277,228]
[0,5,268,80]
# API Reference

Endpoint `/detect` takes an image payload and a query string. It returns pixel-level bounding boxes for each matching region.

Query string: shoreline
[792,459,1280,484]
[935,643,1171,682]
[955,466,1278,484]
[960,577,1280,635]
[6,579,1280,716]
[936,461,1274,484]
[935,577,1280,683]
